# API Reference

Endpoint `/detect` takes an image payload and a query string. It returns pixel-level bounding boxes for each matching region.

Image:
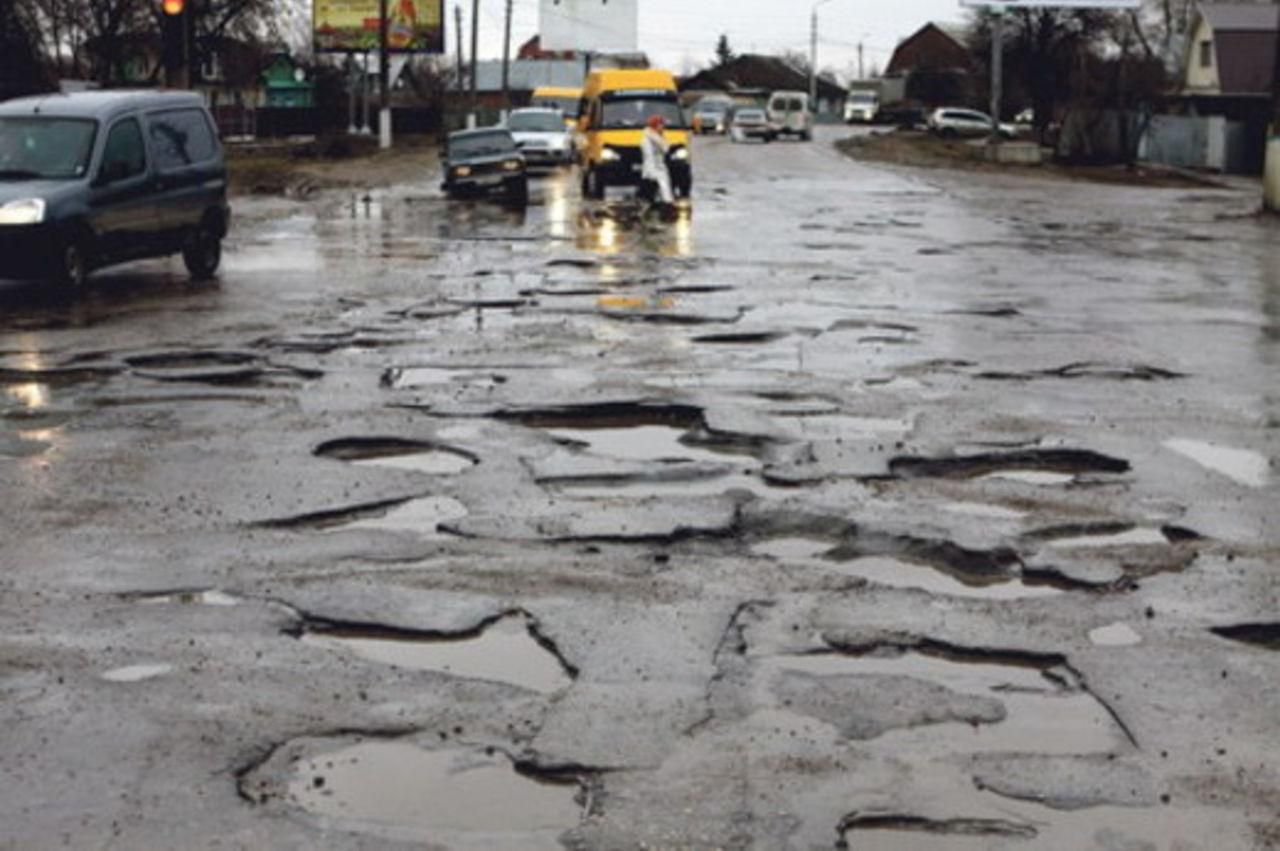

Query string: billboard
[960,0,1139,7]
[540,0,638,52]
[315,0,445,53]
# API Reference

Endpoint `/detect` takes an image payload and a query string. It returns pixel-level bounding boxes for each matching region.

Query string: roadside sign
[961,0,1140,7]
[315,0,446,53]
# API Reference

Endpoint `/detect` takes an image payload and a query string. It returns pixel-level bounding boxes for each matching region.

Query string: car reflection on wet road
[1,128,1278,849]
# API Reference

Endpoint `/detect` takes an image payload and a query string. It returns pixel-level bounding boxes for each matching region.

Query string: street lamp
[810,0,835,113]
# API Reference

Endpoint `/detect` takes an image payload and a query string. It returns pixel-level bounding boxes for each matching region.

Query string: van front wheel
[183,226,222,280]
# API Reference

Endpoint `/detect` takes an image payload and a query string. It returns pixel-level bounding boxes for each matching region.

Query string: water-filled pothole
[316,437,478,475]
[301,613,574,693]
[1165,438,1270,488]
[101,663,173,683]
[286,743,584,847]
[1089,623,1142,647]
[774,651,1121,754]
[136,589,240,607]
[891,449,1130,482]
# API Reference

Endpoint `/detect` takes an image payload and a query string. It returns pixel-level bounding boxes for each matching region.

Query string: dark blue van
[0,90,229,288]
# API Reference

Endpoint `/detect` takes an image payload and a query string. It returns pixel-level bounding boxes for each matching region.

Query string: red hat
[647,115,666,130]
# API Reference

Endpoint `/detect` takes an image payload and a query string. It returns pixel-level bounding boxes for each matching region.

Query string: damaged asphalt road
[1,128,1278,849]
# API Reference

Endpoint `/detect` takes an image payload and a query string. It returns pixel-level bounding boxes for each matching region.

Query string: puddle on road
[1089,623,1142,647]
[1047,528,1170,549]
[384,368,506,392]
[979,470,1077,486]
[317,437,479,476]
[546,425,754,465]
[337,496,469,537]
[841,797,1242,850]
[1164,438,1270,488]
[137,589,240,607]
[752,540,1060,600]
[302,614,573,693]
[777,653,1120,754]
[549,467,774,499]
[101,663,173,683]
[287,743,583,847]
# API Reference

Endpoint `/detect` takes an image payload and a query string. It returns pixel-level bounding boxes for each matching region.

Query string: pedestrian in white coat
[641,115,675,208]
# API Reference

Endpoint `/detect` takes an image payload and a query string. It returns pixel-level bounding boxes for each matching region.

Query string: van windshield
[599,95,687,130]
[533,96,579,118]
[0,117,98,180]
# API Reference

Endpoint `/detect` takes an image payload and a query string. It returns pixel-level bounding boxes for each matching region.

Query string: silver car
[505,108,574,167]
[927,108,1018,140]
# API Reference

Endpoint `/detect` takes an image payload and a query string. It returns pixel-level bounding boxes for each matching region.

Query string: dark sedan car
[0,90,229,289]
[442,128,528,204]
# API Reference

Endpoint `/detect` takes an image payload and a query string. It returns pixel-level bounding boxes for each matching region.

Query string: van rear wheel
[183,226,222,280]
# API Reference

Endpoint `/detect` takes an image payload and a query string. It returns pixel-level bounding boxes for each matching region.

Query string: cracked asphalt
[1,127,1278,849]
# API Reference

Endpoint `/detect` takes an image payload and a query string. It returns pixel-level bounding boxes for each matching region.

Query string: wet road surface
[2,128,1278,849]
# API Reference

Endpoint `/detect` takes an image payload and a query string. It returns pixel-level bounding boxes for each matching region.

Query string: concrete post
[990,8,1004,145]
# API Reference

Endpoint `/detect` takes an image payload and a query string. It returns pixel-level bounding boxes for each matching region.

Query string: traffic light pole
[379,0,392,149]
[162,0,191,89]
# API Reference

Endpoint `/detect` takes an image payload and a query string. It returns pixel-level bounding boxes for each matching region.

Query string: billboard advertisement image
[539,0,639,52]
[315,0,445,53]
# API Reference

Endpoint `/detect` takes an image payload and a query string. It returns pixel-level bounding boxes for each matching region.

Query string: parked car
[729,108,774,143]
[442,128,528,204]
[927,108,1018,140]
[691,98,732,135]
[505,107,574,167]
[0,90,229,289]
[766,91,813,141]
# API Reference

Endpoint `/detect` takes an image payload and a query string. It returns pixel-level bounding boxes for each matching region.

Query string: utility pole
[1266,5,1280,211]
[858,42,864,80]
[810,0,833,113]
[501,0,514,113]
[990,7,1005,146]
[469,0,480,126]
[455,4,465,91]
[379,0,392,148]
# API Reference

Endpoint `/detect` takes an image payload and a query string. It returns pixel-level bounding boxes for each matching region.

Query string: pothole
[546,468,773,499]
[335,496,470,537]
[776,649,1124,754]
[890,449,1131,482]
[299,613,575,693]
[284,742,585,847]
[1164,438,1270,488]
[316,438,478,475]
[1045,527,1171,549]
[381,367,507,392]
[135,589,241,607]
[827,557,1061,600]
[839,814,1036,849]
[942,502,1029,521]
[1210,623,1280,650]
[1089,623,1142,647]
[101,663,173,683]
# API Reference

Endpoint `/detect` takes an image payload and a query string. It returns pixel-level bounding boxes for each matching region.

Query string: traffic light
[161,0,190,87]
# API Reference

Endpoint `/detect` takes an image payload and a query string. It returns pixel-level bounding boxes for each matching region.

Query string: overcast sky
[452,0,970,81]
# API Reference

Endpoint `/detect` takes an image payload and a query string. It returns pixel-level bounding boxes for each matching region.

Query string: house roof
[679,54,846,99]
[885,22,974,76]
[1198,3,1279,95]
[1200,3,1280,31]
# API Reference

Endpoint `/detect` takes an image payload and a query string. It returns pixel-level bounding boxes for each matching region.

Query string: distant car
[927,108,1017,140]
[505,107,574,167]
[767,91,813,141]
[442,128,528,204]
[729,108,774,143]
[691,99,732,135]
[0,89,229,289]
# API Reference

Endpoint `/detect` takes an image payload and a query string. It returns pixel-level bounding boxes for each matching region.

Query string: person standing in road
[641,115,675,215]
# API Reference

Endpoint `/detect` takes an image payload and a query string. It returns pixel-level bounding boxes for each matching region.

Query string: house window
[1199,40,1213,69]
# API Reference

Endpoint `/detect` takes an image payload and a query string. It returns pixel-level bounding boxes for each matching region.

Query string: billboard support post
[469,0,479,124]
[379,0,392,148]
[990,7,1004,144]
[347,54,358,134]
[361,53,373,135]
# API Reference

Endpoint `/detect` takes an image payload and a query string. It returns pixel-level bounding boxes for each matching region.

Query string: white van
[767,90,813,141]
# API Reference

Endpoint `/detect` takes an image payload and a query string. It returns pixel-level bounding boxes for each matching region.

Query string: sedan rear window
[450,131,517,157]
[0,117,97,180]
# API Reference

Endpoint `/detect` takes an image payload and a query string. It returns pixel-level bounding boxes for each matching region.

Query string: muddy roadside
[837,129,1230,190]
[225,133,441,198]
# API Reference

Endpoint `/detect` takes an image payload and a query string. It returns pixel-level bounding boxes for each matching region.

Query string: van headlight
[600,148,621,162]
[670,147,689,161]
[0,198,46,226]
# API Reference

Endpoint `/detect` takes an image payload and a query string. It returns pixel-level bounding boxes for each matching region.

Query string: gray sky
[455,0,969,81]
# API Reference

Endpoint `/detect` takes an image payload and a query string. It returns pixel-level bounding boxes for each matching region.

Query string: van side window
[149,109,218,170]
[100,118,146,181]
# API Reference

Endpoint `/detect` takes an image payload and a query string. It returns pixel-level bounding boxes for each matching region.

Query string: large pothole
[297,612,575,694]
[251,739,587,849]
[316,437,479,475]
